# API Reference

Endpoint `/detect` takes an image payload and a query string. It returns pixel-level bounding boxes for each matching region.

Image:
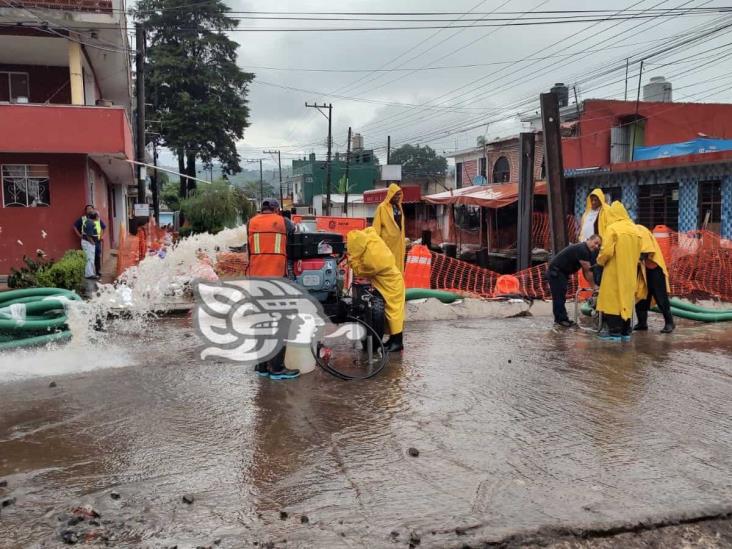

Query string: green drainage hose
[0,288,80,351]
[405,288,460,303]
[581,298,732,322]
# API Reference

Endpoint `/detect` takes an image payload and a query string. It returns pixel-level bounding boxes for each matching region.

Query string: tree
[476,135,486,146]
[389,144,447,182]
[160,179,181,212]
[238,180,276,202]
[180,181,253,234]
[135,0,254,198]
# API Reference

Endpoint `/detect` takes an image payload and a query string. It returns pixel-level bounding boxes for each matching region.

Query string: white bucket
[285,344,316,374]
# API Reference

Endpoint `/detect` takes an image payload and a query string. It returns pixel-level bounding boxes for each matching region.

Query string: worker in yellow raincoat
[372,183,406,274]
[347,227,406,352]
[634,225,675,333]
[596,201,642,341]
[578,188,610,287]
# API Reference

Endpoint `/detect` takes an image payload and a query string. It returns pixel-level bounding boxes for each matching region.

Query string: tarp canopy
[634,137,732,161]
[363,185,422,204]
[424,181,547,208]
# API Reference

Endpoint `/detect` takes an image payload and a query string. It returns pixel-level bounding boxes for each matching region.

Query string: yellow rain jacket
[596,202,642,321]
[347,227,406,334]
[578,188,610,241]
[635,224,671,302]
[372,183,406,273]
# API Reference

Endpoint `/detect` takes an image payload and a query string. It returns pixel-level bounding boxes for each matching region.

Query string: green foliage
[135,0,254,178]
[180,182,252,234]
[8,252,52,289]
[8,250,85,291]
[36,251,86,291]
[239,179,276,201]
[389,144,448,182]
[161,179,181,212]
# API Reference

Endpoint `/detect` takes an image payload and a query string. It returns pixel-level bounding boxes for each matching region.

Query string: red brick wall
[11,0,112,13]
[0,64,71,104]
[456,134,547,185]
[0,153,88,275]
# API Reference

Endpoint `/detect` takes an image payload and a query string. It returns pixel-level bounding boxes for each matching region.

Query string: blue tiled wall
[678,178,698,232]
[722,175,732,239]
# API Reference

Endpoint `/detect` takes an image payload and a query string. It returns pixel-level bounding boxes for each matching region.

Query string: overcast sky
[153,0,732,171]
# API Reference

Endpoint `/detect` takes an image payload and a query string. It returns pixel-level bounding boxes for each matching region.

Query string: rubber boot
[384,333,404,353]
[634,308,648,331]
[660,311,675,333]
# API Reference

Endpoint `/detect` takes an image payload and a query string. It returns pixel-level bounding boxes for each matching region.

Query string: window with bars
[479,157,487,179]
[492,156,510,183]
[2,165,50,207]
[637,183,679,231]
[0,72,30,102]
[456,162,463,188]
[699,180,722,232]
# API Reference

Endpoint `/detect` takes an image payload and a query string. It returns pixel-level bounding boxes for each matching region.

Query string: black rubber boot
[384,333,404,353]
[660,309,675,333]
[634,308,648,331]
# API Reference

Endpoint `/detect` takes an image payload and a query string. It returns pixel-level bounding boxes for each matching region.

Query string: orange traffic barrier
[653,224,672,265]
[404,244,432,289]
[494,274,520,297]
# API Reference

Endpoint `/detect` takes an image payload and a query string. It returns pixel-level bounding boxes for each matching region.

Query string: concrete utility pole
[305,102,333,215]
[151,137,160,224]
[540,92,569,254]
[134,23,147,212]
[243,159,265,209]
[516,132,536,272]
[264,149,283,205]
[387,135,391,165]
[344,127,352,215]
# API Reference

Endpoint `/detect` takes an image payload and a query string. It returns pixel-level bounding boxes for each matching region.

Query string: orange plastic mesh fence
[430,227,732,302]
[215,252,248,277]
[115,219,170,278]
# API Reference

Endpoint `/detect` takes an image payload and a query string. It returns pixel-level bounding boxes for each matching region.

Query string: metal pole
[516,132,536,271]
[277,150,283,205]
[540,92,569,254]
[326,103,333,216]
[630,60,644,161]
[259,159,263,207]
[344,126,352,215]
[151,138,160,224]
[387,135,391,165]
[134,23,147,207]
[624,58,629,101]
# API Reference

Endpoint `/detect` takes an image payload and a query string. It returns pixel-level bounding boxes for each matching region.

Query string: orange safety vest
[247,213,287,277]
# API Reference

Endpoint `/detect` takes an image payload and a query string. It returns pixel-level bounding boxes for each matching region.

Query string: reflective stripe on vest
[253,233,261,254]
[274,233,282,254]
[82,216,102,238]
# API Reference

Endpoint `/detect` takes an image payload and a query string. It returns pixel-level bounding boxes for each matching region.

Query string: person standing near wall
[73,205,106,277]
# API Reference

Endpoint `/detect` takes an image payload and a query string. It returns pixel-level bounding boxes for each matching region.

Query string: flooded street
[1,315,731,547]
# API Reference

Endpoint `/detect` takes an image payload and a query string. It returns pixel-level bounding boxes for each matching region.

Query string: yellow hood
[586,188,608,212]
[605,201,631,225]
[346,226,375,263]
[382,183,403,206]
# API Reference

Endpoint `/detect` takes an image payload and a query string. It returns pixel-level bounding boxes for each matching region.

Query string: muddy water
[1,317,731,548]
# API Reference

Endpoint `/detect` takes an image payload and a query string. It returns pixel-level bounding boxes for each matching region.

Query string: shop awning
[424,181,547,208]
[363,185,422,204]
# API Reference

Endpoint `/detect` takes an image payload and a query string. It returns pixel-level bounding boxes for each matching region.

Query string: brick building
[450,134,546,188]
[0,0,135,277]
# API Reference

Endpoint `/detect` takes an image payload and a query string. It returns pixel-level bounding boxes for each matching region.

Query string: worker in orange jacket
[248,199,299,380]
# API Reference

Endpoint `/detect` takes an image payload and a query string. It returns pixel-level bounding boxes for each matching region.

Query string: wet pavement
[0,315,731,547]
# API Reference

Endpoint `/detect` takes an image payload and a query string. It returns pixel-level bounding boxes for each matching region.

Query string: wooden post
[540,92,568,255]
[516,132,536,271]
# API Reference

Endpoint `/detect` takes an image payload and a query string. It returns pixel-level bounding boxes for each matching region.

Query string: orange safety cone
[404,245,432,288]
